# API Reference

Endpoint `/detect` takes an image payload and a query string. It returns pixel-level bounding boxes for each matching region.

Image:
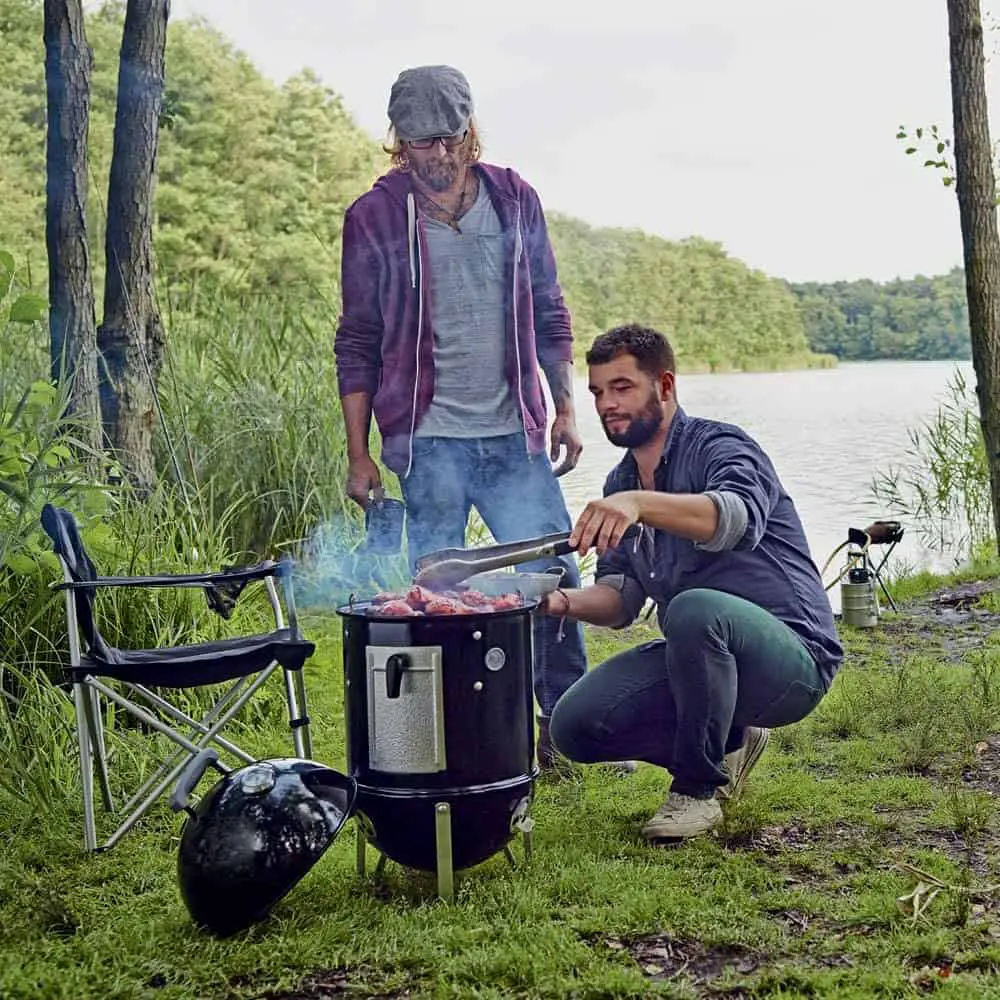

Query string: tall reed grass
[872,367,993,564]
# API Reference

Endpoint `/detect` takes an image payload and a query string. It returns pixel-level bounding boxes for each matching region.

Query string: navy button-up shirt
[595,407,844,689]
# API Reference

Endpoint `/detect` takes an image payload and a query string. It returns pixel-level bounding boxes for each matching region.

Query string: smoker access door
[366,644,447,774]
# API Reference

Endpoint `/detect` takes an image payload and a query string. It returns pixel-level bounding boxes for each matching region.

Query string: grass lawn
[4,578,1000,1000]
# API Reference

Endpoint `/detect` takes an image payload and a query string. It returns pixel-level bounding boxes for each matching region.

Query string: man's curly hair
[586,324,676,378]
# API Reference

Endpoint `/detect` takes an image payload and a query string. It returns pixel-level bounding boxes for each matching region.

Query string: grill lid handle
[385,652,411,699]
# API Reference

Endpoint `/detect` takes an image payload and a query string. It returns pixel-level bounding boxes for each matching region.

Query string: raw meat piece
[405,585,437,610]
[423,597,476,615]
[490,593,522,611]
[376,599,419,616]
[371,591,405,605]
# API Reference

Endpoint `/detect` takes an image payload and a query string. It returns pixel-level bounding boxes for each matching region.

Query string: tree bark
[948,0,1000,553]
[43,0,101,458]
[97,0,169,492]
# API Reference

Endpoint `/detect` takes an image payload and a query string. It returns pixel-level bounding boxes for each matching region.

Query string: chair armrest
[51,561,285,592]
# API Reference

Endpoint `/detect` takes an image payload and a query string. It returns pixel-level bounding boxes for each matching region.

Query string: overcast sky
[165,0,999,283]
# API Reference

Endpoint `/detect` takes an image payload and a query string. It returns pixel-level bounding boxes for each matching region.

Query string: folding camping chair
[41,504,314,852]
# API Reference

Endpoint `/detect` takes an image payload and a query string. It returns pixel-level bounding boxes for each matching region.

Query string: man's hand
[346,454,384,508]
[549,412,583,477]
[570,492,643,555]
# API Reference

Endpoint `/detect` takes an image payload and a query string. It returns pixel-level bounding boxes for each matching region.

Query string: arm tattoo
[541,361,575,413]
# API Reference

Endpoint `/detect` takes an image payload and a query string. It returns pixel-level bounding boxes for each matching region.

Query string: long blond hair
[383,120,483,170]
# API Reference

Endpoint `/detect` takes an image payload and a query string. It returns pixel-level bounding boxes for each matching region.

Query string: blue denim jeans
[400,433,587,715]
[549,588,826,797]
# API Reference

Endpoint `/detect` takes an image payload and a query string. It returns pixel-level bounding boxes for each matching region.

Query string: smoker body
[338,603,538,882]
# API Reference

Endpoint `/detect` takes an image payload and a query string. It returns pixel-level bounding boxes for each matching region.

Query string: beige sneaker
[716,727,770,801]
[641,792,723,840]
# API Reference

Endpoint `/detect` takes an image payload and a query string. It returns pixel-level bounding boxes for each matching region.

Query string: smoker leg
[355,823,366,877]
[503,845,517,868]
[511,796,535,865]
[373,853,387,877]
[434,801,455,903]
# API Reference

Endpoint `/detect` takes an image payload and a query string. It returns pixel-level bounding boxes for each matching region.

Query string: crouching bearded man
[540,324,843,841]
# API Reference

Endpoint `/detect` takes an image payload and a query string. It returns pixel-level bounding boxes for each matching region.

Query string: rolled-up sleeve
[593,563,648,628]
[697,431,781,551]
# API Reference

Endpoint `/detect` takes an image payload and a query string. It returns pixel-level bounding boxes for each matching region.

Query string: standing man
[334,65,587,767]
[541,324,843,838]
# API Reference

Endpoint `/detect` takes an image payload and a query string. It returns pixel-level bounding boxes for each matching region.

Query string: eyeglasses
[405,130,468,150]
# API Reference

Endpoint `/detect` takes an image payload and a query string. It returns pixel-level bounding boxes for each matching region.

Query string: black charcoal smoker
[338,531,573,901]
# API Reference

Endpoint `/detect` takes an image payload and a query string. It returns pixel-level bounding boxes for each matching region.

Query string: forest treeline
[0,0,970,368]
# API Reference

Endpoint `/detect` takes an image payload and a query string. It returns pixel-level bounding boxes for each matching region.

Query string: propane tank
[840,544,878,627]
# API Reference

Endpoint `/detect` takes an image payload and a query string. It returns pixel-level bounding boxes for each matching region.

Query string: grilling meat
[368,586,524,616]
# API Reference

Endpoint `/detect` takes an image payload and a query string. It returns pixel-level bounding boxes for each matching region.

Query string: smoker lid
[173,754,358,936]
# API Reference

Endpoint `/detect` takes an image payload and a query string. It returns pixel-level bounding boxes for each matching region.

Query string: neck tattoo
[417,175,474,233]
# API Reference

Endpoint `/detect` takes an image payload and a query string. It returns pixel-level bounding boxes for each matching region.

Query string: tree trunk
[43,0,101,459]
[948,0,1000,554]
[97,0,169,492]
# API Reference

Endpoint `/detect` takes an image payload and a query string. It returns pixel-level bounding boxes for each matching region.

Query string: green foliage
[897,123,956,189]
[0,253,106,679]
[549,217,826,370]
[872,367,992,561]
[790,268,971,361]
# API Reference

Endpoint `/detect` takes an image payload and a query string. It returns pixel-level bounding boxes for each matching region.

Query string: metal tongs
[413,531,574,590]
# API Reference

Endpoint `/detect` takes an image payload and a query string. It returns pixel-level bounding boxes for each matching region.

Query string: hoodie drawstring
[407,193,417,288]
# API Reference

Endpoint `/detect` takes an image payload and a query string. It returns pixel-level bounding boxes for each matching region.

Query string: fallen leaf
[976,741,989,755]
[643,963,664,976]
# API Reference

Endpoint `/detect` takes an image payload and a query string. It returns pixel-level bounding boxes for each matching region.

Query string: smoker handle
[385,653,410,699]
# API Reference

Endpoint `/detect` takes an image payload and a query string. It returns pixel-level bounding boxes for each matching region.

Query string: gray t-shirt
[415,182,522,438]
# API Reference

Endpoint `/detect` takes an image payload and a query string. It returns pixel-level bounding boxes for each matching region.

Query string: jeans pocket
[746,679,824,728]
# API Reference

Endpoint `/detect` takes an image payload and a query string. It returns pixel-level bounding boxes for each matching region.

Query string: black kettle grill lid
[173,753,358,937]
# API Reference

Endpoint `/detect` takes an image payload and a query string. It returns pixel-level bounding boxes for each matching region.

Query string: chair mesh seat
[76,629,315,688]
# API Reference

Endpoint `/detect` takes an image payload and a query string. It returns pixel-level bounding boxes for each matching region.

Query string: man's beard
[412,156,460,192]
[602,393,664,448]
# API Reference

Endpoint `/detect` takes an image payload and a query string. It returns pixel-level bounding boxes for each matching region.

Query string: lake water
[555,359,975,602]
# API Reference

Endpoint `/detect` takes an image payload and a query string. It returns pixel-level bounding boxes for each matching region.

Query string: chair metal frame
[43,505,314,852]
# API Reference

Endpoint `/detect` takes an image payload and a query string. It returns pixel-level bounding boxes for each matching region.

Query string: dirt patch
[246,970,412,1000]
[594,934,761,989]
[929,734,1000,798]
[721,820,857,856]
[876,580,1000,665]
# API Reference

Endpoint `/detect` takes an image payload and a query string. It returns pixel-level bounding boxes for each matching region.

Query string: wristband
[553,587,571,617]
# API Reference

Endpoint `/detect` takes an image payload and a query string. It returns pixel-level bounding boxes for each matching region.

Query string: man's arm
[540,582,627,626]
[334,205,385,506]
[341,393,383,506]
[540,359,582,476]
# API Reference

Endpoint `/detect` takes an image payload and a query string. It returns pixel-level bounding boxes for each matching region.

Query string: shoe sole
[641,811,722,840]
[725,727,770,800]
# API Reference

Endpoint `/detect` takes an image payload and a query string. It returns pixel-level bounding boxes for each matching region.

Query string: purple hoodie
[334,163,574,476]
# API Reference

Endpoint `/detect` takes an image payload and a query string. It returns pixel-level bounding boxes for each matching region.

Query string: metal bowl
[463,568,564,599]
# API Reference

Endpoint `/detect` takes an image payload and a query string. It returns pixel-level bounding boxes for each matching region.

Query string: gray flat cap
[387,65,474,140]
